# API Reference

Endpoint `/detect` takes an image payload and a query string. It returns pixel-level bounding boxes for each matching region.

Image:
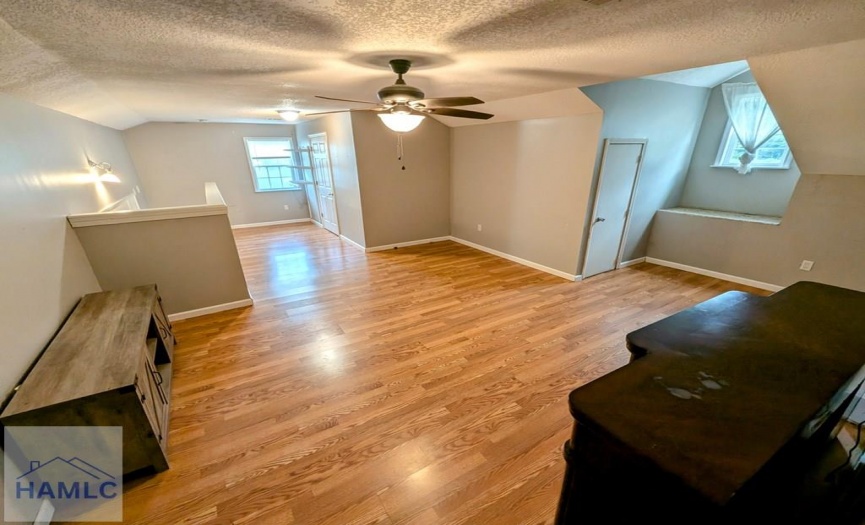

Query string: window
[714,122,792,170]
[243,137,301,192]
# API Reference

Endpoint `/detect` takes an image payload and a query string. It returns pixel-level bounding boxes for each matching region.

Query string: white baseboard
[618,257,646,269]
[340,235,366,251]
[449,236,578,281]
[645,257,783,292]
[366,236,451,253]
[311,219,323,228]
[167,298,254,321]
[232,218,311,229]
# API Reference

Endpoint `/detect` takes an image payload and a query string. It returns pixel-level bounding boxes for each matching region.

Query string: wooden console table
[1,285,176,474]
[555,281,865,524]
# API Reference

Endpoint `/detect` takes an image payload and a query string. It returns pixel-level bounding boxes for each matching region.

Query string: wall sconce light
[88,159,120,183]
[277,110,301,122]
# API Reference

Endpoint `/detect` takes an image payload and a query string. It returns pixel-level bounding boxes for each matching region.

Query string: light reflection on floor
[237,226,363,302]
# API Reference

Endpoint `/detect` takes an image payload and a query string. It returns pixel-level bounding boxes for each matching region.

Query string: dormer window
[713,82,792,173]
[714,123,792,170]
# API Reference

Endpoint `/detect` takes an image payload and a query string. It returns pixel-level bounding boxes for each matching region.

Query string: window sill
[660,207,781,225]
[710,164,791,170]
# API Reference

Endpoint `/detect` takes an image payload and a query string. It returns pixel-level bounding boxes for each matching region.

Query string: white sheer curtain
[721,83,781,174]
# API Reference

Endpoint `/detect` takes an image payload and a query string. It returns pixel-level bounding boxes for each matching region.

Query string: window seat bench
[660,207,781,225]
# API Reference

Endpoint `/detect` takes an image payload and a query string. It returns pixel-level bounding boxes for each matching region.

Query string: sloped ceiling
[440,88,601,127]
[750,39,865,177]
[0,0,864,129]
[642,60,750,88]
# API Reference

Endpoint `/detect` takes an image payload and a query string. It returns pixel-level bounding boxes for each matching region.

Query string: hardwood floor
[118,224,765,525]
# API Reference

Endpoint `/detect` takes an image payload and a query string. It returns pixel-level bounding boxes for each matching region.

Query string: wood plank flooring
[117,224,766,525]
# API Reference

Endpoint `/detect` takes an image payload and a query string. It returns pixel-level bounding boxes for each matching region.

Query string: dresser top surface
[569,281,865,506]
[2,285,158,418]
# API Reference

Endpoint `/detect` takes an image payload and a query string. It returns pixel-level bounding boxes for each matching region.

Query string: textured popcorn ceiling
[0,0,863,129]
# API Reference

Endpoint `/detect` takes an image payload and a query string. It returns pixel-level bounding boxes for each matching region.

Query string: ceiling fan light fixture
[378,112,425,133]
[277,110,301,122]
[311,58,492,127]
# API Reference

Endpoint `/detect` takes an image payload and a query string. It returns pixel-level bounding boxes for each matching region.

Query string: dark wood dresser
[1,285,176,474]
[555,281,865,524]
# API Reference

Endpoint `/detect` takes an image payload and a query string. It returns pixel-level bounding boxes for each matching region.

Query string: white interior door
[582,140,646,279]
[309,132,339,235]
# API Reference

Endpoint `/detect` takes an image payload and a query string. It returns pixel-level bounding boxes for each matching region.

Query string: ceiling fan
[307,59,494,132]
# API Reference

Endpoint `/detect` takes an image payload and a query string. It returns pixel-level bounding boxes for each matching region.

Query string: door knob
[594,217,606,224]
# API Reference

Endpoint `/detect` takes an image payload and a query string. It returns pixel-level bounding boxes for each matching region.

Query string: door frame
[300,145,321,225]
[583,138,648,277]
[307,131,340,235]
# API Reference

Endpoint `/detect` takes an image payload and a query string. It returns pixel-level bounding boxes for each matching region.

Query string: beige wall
[350,112,451,248]
[73,214,250,314]
[678,70,801,217]
[0,93,144,400]
[123,122,308,226]
[648,174,865,291]
[451,114,603,276]
[296,113,366,246]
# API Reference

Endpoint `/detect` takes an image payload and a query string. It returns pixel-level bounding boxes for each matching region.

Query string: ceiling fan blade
[425,108,494,120]
[411,96,484,108]
[304,109,350,116]
[315,95,381,105]
[304,108,382,117]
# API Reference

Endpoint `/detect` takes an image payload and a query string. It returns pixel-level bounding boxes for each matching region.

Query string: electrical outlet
[283,204,290,210]
[799,260,814,271]
[477,224,482,232]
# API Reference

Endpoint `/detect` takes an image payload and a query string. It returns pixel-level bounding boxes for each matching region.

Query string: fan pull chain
[397,134,406,170]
